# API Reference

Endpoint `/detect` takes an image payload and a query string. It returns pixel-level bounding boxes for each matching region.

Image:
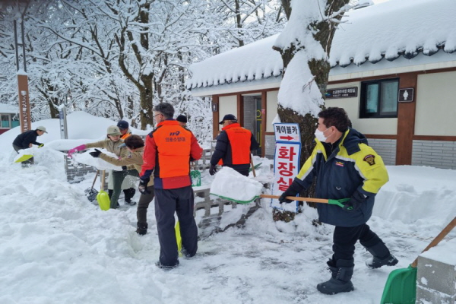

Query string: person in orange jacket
[117,120,132,139]
[209,114,259,177]
[139,102,203,269]
[114,120,136,203]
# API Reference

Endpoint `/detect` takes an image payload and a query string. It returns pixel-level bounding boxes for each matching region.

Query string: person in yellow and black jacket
[139,102,203,270]
[279,107,398,295]
[209,114,259,177]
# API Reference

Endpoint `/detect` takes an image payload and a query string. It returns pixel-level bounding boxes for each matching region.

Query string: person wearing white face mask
[278,107,397,295]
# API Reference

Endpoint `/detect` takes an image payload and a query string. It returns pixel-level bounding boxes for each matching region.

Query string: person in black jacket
[12,126,47,165]
[210,114,259,177]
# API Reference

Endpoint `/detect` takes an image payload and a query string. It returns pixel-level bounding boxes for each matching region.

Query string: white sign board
[272,123,301,212]
[273,123,300,143]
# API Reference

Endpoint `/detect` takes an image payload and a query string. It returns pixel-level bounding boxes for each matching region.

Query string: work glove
[138,178,150,194]
[89,149,102,158]
[209,165,217,176]
[343,190,368,212]
[68,144,86,158]
[38,143,44,148]
[278,181,303,204]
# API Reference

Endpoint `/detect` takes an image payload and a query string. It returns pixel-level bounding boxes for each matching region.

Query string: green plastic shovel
[380,216,456,304]
[96,170,110,211]
[15,154,34,163]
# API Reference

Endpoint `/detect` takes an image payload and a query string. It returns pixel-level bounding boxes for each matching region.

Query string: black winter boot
[124,188,137,206]
[317,259,355,295]
[365,242,398,269]
[136,222,148,235]
[108,189,113,199]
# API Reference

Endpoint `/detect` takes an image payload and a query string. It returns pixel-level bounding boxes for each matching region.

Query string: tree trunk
[276,0,350,203]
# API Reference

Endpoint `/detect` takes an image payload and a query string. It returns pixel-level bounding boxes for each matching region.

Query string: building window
[11,115,20,128]
[360,78,398,118]
[1,115,10,128]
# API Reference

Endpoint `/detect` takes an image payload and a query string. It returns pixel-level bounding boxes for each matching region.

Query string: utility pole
[14,1,31,133]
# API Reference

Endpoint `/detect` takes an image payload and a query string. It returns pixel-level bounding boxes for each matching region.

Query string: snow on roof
[0,104,19,114]
[187,0,456,91]
[187,35,282,90]
[330,0,456,67]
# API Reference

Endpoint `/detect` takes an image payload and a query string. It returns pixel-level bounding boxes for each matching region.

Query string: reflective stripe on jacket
[295,128,389,227]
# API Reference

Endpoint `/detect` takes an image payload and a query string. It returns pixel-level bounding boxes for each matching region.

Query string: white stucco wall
[219,95,237,132]
[266,91,278,133]
[415,71,456,136]
[326,82,398,135]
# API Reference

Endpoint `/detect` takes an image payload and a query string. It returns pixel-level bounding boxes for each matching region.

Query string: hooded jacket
[294,128,389,227]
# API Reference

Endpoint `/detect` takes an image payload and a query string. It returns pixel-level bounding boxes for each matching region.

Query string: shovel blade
[96,190,110,211]
[15,154,34,163]
[381,265,417,304]
[85,188,99,203]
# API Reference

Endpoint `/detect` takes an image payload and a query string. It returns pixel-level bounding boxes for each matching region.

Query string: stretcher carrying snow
[209,167,350,207]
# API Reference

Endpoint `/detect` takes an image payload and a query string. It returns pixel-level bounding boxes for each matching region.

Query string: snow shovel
[15,153,34,163]
[84,171,99,203]
[260,194,350,207]
[96,170,110,211]
[380,216,456,304]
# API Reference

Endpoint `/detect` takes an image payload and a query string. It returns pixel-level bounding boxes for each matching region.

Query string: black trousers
[332,223,383,265]
[137,186,155,224]
[154,186,198,266]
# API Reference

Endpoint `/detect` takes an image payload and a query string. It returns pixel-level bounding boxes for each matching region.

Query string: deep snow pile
[1,115,455,304]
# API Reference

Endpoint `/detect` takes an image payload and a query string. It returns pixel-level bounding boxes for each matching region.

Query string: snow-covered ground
[0,113,455,304]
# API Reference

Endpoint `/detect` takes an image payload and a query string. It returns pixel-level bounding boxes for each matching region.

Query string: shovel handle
[260,194,349,208]
[100,170,106,191]
[260,194,328,204]
[411,216,456,267]
[91,170,99,190]
[250,154,256,177]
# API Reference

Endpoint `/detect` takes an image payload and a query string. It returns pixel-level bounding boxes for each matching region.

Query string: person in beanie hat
[176,115,188,128]
[209,114,259,177]
[12,126,48,166]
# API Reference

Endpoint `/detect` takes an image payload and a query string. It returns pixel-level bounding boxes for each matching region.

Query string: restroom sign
[398,88,414,102]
